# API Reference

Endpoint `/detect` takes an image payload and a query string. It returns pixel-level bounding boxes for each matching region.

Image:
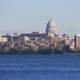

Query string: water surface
[0,54,80,80]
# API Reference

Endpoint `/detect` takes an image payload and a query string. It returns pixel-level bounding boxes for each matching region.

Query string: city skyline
[0,0,80,35]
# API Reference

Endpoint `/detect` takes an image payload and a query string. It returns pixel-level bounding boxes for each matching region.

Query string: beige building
[0,35,8,43]
[75,34,80,51]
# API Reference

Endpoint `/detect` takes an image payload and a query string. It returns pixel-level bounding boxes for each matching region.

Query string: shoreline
[0,49,80,55]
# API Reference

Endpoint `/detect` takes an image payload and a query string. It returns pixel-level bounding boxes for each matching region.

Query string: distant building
[20,32,46,40]
[24,36,30,42]
[10,34,19,48]
[75,34,80,52]
[2,34,11,42]
[62,34,72,45]
[46,17,57,37]
[0,35,8,43]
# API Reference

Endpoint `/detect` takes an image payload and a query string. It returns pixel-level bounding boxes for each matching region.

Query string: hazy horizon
[0,0,80,35]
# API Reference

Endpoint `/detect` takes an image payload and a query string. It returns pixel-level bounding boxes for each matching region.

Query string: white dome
[46,17,57,35]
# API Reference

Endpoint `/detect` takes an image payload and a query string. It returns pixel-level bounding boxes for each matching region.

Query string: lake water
[0,54,80,80]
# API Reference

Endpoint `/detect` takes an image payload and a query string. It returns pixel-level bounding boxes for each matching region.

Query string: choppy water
[0,54,80,80]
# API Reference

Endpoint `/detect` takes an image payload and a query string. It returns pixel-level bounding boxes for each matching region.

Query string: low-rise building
[0,35,8,43]
[74,34,80,52]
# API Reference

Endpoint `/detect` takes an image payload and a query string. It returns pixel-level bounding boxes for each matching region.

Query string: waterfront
[0,17,80,54]
[0,54,80,80]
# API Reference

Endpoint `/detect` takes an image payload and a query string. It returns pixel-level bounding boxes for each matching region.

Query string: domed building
[46,17,57,37]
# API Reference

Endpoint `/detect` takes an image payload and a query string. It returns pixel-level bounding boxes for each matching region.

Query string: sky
[0,0,80,35]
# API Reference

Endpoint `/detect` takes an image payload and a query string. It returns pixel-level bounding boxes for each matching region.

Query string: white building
[46,17,57,37]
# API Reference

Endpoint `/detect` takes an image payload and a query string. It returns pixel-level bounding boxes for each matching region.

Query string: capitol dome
[46,17,57,36]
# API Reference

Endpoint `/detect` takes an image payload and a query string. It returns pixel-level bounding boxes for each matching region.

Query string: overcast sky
[0,0,80,35]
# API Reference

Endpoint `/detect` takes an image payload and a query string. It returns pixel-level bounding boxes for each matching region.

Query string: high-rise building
[46,17,57,37]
